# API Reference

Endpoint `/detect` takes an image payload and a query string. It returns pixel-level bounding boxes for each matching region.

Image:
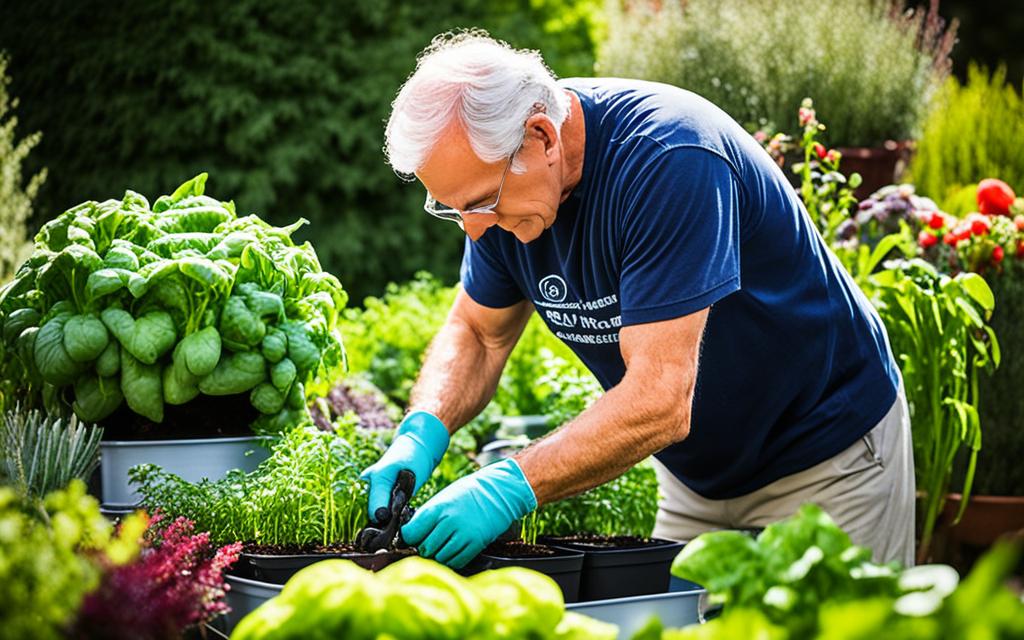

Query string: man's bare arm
[515,308,708,504]
[408,289,534,433]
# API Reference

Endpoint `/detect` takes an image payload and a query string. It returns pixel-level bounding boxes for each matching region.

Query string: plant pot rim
[100,435,268,447]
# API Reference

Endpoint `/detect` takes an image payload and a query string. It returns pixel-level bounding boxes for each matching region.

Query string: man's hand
[401,459,537,569]
[359,411,450,521]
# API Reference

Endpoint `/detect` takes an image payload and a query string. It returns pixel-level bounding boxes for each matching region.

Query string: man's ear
[524,113,560,166]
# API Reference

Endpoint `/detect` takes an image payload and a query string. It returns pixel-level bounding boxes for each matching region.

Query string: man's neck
[559,91,586,203]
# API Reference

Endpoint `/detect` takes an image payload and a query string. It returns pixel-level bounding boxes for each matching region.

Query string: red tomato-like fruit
[928,212,945,229]
[918,230,938,248]
[971,218,990,235]
[977,178,1016,216]
[993,245,1005,263]
[943,232,957,246]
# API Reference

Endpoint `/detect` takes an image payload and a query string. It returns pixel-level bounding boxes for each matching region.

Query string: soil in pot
[541,534,685,601]
[241,542,414,584]
[100,391,258,440]
[461,540,585,603]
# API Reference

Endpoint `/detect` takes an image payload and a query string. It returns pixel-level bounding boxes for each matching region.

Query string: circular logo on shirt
[538,275,568,302]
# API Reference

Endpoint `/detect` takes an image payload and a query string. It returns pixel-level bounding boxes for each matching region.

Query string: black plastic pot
[243,550,413,584]
[542,536,685,601]
[461,545,585,603]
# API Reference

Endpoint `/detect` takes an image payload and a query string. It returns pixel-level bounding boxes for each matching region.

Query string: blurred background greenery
[0,0,1021,302]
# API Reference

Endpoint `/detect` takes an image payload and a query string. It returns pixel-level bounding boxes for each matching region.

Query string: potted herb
[0,173,348,509]
[130,421,412,586]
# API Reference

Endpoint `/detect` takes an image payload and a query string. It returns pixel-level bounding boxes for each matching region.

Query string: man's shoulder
[562,77,739,165]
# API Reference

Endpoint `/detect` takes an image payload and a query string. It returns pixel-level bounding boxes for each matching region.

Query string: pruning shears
[355,469,415,553]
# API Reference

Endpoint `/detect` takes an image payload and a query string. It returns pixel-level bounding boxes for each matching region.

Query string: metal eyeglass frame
[423,152,516,225]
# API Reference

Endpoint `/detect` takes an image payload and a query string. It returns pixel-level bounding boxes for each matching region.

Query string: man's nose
[461,212,499,240]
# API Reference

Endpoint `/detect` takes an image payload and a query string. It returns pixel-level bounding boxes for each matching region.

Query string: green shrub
[0,53,45,284]
[0,0,602,303]
[598,0,955,147]
[910,65,1024,211]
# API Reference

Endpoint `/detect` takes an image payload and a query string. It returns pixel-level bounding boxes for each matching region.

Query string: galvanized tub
[566,588,705,639]
[100,436,270,509]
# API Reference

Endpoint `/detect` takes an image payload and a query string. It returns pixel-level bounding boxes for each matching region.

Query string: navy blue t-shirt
[460,78,900,499]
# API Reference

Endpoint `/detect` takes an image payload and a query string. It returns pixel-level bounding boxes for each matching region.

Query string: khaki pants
[653,385,916,566]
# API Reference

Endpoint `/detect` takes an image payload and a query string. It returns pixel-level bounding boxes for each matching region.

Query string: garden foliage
[599,0,955,147]
[911,65,1024,211]
[664,505,1024,639]
[0,53,45,286]
[0,0,603,303]
[0,174,347,434]
[230,556,618,640]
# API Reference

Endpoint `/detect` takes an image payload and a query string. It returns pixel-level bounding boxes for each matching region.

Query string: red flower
[970,217,991,236]
[993,245,1005,263]
[943,232,957,246]
[813,143,827,160]
[956,226,972,243]
[799,107,816,126]
[977,178,1016,216]
[918,230,938,248]
[928,212,945,230]
[825,149,841,164]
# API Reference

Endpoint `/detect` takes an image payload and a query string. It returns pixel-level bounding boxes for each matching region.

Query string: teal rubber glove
[359,410,450,520]
[401,458,537,569]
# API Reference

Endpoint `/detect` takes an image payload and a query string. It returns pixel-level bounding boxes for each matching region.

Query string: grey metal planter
[565,589,705,639]
[100,436,270,509]
[222,574,283,633]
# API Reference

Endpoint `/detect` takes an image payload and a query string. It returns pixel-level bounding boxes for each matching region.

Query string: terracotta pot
[835,141,913,200]
[941,493,1024,547]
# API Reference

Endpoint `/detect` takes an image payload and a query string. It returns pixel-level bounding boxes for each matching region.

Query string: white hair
[385,30,571,179]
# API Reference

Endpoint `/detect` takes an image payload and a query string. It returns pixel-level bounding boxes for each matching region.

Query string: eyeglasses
[423,152,515,225]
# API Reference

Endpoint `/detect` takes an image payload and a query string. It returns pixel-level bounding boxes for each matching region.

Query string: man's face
[416,119,563,243]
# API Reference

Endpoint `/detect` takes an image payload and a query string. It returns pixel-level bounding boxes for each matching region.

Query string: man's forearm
[515,372,691,504]
[407,317,512,433]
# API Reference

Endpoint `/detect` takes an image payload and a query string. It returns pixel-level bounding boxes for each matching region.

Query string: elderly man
[360,31,915,569]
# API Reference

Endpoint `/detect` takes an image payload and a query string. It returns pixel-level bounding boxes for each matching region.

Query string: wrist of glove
[359,410,449,520]
[400,458,538,569]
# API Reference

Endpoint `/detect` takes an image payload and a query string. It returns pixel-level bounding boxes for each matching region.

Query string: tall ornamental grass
[598,0,955,147]
[910,65,1024,211]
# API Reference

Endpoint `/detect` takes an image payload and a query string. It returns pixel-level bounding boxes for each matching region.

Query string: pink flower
[754,130,768,143]
[799,107,816,127]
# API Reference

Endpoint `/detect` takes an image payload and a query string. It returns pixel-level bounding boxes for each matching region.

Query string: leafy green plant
[0,404,103,499]
[663,505,1024,639]
[599,0,955,147]
[910,65,1024,210]
[868,260,998,563]
[0,480,138,640]
[0,173,347,434]
[131,422,385,546]
[231,556,618,640]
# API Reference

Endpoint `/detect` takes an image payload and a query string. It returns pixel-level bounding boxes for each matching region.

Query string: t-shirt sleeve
[619,146,741,326]
[460,232,525,308]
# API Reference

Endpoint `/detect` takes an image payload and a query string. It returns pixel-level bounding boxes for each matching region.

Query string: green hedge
[0,0,600,301]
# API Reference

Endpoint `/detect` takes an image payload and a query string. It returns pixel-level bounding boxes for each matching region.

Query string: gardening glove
[401,458,537,569]
[360,410,450,522]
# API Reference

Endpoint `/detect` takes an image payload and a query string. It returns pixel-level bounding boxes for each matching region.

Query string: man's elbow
[643,397,690,450]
